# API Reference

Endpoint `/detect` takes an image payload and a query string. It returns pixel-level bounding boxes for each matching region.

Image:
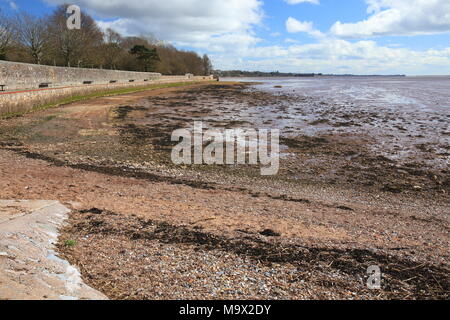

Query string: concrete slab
[0,200,108,300]
[0,200,58,224]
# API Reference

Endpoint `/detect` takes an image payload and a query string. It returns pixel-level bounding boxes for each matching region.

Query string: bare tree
[46,4,103,67]
[105,28,122,45]
[202,54,213,76]
[14,12,49,64]
[46,5,81,66]
[0,10,14,60]
[102,28,124,69]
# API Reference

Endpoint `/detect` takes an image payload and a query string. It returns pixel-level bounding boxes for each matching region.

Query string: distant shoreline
[220,74,450,79]
[215,71,407,78]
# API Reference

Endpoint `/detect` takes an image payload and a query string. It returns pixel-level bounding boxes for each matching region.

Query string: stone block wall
[0,73,214,116]
[0,60,162,91]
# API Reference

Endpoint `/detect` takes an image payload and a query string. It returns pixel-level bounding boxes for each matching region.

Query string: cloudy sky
[2,0,450,75]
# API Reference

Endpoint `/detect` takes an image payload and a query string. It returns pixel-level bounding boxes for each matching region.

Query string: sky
[1,0,450,75]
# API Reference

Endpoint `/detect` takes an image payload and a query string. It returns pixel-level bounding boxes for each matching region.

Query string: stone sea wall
[0,60,161,91]
[0,60,213,116]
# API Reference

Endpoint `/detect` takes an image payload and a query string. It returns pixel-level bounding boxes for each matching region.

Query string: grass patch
[0,81,213,119]
[64,239,77,247]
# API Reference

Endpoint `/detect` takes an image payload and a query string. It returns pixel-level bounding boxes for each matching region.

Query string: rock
[260,229,281,237]
[337,205,354,211]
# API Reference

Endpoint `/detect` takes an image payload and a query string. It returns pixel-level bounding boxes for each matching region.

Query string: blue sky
[2,0,450,75]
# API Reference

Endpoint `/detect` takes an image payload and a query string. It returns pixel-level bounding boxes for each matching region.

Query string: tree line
[0,4,213,75]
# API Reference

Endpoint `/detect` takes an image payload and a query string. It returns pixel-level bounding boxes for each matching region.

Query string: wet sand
[0,82,448,299]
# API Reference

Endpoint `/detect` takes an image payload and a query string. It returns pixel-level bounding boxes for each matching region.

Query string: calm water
[221,76,449,169]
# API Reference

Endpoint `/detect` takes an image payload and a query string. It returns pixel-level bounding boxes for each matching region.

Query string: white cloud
[284,38,300,44]
[286,17,314,33]
[331,0,450,38]
[1,0,18,10]
[46,0,264,52]
[9,1,17,10]
[286,17,324,38]
[213,38,450,75]
[284,0,319,4]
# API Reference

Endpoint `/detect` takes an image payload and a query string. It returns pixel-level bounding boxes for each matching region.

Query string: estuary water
[222,76,450,169]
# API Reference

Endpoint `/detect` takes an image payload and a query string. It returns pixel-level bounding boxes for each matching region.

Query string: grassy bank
[0,81,212,119]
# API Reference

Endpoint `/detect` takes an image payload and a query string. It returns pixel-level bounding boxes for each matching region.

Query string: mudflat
[0,82,448,299]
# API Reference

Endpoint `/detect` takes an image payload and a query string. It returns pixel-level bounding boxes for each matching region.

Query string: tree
[14,12,49,64]
[129,45,160,72]
[1,6,208,75]
[46,4,103,67]
[183,51,204,75]
[102,28,124,69]
[202,54,213,76]
[0,10,14,60]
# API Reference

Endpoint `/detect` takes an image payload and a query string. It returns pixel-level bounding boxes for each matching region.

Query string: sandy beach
[0,81,448,300]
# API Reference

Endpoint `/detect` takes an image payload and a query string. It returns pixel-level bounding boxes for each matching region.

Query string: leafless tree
[0,10,14,60]
[202,54,213,76]
[102,28,124,69]
[14,12,49,64]
[46,4,103,67]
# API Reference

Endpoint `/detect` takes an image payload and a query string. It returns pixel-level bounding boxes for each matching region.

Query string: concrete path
[0,200,107,300]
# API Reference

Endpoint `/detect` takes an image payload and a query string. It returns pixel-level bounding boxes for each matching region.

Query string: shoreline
[0,80,215,119]
[0,82,448,299]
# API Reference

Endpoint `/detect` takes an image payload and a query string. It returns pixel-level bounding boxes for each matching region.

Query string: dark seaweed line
[5,147,321,204]
[5,146,450,226]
